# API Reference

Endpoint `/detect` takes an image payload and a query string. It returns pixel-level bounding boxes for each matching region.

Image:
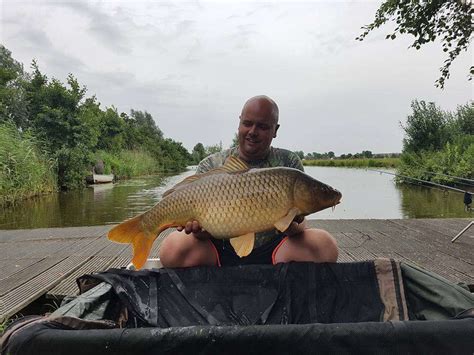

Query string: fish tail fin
[108,214,162,269]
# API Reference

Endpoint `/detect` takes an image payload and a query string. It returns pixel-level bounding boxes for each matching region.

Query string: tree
[356,0,473,89]
[361,150,373,158]
[125,109,164,156]
[231,132,239,148]
[157,138,192,171]
[294,150,305,160]
[205,141,223,156]
[454,102,474,136]
[0,45,29,128]
[401,100,451,153]
[192,143,206,164]
[96,106,125,152]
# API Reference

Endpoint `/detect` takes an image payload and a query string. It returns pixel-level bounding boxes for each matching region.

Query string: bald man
[159,95,338,267]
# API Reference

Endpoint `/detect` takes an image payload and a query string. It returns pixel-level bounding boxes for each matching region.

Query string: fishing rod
[368,168,473,211]
[367,169,471,194]
[421,171,474,186]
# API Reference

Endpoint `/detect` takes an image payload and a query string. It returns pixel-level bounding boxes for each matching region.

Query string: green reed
[95,150,163,179]
[0,123,57,206]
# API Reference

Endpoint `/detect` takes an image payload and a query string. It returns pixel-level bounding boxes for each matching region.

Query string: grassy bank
[303,158,400,168]
[0,122,176,205]
[397,142,474,186]
[0,123,57,206]
[95,150,164,179]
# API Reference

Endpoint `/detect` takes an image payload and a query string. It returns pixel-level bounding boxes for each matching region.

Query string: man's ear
[274,124,280,138]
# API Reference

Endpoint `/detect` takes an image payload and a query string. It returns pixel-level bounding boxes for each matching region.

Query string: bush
[397,142,474,186]
[56,145,93,189]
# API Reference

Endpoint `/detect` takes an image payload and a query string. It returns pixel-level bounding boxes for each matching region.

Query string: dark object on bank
[464,191,472,208]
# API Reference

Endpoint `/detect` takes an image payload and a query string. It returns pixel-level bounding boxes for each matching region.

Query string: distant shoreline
[303,158,399,169]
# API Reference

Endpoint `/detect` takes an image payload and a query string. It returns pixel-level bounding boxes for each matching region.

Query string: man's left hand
[285,216,306,237]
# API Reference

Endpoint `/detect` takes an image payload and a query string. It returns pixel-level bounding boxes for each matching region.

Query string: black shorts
[209,234,288,266]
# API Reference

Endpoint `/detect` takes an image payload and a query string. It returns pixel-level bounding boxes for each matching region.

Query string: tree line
[398,100,473,186]
[295,150,400,161]
[0,45,192,194]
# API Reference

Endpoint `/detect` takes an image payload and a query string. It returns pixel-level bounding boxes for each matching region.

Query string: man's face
[238,100,279,161]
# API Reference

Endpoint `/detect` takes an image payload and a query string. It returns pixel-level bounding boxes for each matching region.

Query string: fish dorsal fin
[162,156,249,198]
[221,156,250,173]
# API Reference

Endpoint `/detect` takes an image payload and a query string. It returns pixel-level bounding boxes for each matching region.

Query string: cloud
[57,1,131,54]
[9,27,85,74]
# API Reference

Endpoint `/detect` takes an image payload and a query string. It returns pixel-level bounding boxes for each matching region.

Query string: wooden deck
[0,218,473,321]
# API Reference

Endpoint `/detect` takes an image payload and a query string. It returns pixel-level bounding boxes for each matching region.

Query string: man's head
[238,95,280,162]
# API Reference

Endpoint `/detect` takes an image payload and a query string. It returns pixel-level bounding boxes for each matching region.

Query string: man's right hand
[177,220,212,240]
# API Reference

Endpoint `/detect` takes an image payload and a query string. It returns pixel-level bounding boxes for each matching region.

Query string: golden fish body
[143,167,298,238]
[108,156,342,268]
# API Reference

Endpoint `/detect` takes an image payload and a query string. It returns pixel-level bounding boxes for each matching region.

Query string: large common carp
[108,156,342,269]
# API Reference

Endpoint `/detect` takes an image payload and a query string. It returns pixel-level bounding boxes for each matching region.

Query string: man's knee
[276,228,338,263]
[159,231,216,268]
[158,231,183,264]
[309,229,338,262]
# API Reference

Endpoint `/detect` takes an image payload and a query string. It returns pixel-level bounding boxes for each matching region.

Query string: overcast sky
[2,0,472,155]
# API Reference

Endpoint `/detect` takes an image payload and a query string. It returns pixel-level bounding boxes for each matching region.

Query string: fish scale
[149,169,295,238]
[108,156,342,269]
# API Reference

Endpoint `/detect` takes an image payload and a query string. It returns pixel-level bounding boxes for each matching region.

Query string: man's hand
[177,220,211,240]
[285,216,307,237]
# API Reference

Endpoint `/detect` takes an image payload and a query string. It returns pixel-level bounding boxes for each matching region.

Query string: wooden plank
[389,219,473,264]
[336,249,355,262]
[0,225,112,243]
[359,229,473,284]
[0,237,108,320]
[47,240,134,298]
[0,257,64,296]
[47,256,117,298]
[0,237,98,281]
[0,258,44,280]
[1,220,473,321]
[107,256,132,270]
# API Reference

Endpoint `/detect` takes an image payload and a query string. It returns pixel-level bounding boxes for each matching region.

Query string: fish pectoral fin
[108,214,157,270]
[274,207,301,232]
[230,233,255,258]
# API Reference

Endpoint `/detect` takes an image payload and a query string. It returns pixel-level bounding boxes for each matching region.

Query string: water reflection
[0,166,471,230]
[0,168,195,229]
[398,184,470,218]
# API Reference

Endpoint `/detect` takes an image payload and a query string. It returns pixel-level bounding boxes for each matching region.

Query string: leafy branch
[356,0,473,89]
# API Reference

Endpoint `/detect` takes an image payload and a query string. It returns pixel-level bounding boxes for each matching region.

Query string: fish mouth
[332,189,342,206]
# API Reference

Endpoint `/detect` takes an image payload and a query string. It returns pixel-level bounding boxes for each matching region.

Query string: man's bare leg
[159,230,217,268]
[274,228,338,263]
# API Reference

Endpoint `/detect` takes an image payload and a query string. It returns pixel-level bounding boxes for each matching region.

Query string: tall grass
[0,123,57,206]
[0,317,9,335]
[303,158,400,168]
[95,150,162,179]
[397,141,474,186]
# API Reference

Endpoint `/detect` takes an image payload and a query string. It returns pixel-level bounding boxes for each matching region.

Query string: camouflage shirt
[196,146,304,248]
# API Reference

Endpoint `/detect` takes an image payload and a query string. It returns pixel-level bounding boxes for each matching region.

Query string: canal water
[0,166,471,230]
